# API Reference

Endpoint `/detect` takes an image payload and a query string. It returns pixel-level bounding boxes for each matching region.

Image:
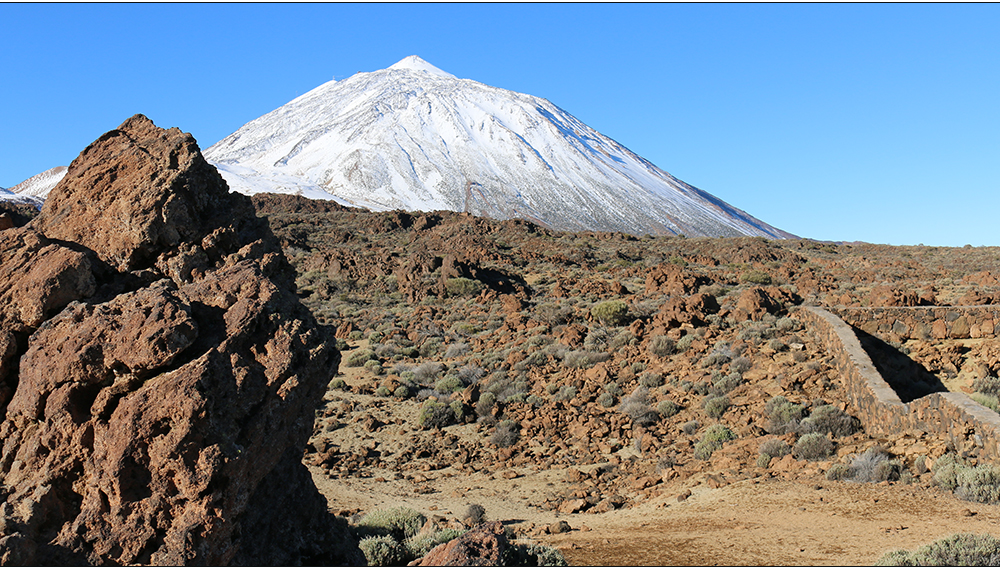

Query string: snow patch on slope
[206,56,794,239]
[9,166,67,199]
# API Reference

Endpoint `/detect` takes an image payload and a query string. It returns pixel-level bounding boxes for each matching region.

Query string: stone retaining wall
[835,306,1000,342]
[796,306,1000,462]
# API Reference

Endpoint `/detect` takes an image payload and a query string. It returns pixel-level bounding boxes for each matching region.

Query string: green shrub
[403,529,465,559]
[826,463,853,481]
[563,350,610,369]
[476,392,496,417]
[393,385,410,398]
[932,454,962,490]
[346,349,377,367]
[359,535,407,566]
[639,372,664,388]
[597,392,616,408]
[694,424,735,460]
[649,335,676,357]
[875,533,1000,566]
[765,396,806,434]
[554,385,577,402]
[490,420,520,448]
[355,506,427,540]
[464,504,487,524]
[713,372,743,394]
[620,387,659,427]
[418,401,456,429]
[375,386,392,397]
[847,448,900,483]
[703,395,731,419]
[955,464,1000,504]
[657,400,680,418]
[971,392,1000,413]
[681,420,700,435]
[756,453,773,468]
[445,277,483,297]
[793,433,834,461]
[676,335,695,352]
[604,382,623,397]
[591,300,629,326]
[741,270,773,285]
[513,542,569,566]
[972,376,1000,397]
[329,377,347,390]
[434,375,464,394]
[800,405,859,437]
[759,438,791,458]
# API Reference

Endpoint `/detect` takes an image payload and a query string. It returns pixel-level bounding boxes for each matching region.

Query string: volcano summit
[205,56,793,239]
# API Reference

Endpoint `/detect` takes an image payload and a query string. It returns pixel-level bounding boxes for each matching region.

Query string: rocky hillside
[0,116,361,565]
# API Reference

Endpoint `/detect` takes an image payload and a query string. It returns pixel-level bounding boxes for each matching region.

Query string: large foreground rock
[0,115,362,565]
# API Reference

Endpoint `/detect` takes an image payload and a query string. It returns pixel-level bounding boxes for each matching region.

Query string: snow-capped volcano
[206,55,793,238]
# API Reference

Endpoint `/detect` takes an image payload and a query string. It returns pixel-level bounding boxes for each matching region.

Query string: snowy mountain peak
[387,55,456,79]
[205,58,794,239]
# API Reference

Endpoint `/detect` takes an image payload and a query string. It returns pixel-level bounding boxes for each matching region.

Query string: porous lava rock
[416,521,510,566]
[0,115,361,565]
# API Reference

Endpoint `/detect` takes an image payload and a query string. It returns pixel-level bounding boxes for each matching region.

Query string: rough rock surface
[416,521,510,566]
[0,115,362,565]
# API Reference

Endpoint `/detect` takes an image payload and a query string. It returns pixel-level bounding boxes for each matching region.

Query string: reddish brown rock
[0,116,361,565]
[733,287,782,321]
[33,114,258,275]
[644,263,711,296]
[417,521,510,566]
[0,214,12,231]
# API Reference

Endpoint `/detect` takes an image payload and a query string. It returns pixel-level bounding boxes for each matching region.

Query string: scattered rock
[417,521,509,566]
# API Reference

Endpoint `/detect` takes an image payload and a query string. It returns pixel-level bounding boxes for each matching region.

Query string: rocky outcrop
[0,115,361,565]
[416,521,510,566]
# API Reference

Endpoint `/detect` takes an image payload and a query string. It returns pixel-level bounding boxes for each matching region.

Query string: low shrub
[657,400,680,418]
[464,504,487,524]
[444,342,470,359]
[403,529,465,559]
[345,349,377,367]
[765,396,806,435]
[713,372,743,394]
[955,464,1000,504]
[875,533,1000,566]
[741,270,772,285]
[434,375,464,394]
[620,387,660,427]
[972,376,1000,397]
[681,420,700,435]
[597,392,616,408]
[800,405,859,437]
[971,392,1000,413]
[759,438,791,458]
[676,335,695,352]
[649,335,676,357]
[563,350,611,369]
[354,506,426,540]
[793,433,834,461]
[490,421,520,448]
[703,395,731,419]
[554,385,577,402]
[359,535,408,566]
[418,401,456,429]
[445,277,483,297]
[591,299,629,326]
[847,447,900,483]
[639,372,664,388]
[694,424,735,460]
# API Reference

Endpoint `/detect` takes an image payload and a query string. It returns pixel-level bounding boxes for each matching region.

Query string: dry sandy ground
[310,460,1000,566]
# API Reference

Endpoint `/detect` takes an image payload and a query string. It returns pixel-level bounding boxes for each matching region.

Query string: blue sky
[2,3,998,246]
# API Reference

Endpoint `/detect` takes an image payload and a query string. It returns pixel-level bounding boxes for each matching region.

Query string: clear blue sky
[3,3,998,246]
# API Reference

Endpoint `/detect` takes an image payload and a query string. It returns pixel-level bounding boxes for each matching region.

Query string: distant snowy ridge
[8,166,67,200]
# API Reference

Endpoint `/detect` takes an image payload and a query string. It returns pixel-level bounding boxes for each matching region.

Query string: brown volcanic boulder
[33,114,258,275]
[0,228,97,409]
[417,521,510,566]
[0,116,361,565]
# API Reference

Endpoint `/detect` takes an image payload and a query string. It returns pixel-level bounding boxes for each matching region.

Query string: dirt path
[310,462,1000,565]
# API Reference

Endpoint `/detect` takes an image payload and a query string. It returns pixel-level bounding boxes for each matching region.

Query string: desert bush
[649,335,676,357]
[793,433,834,461]
[444,342,470,359]
[535,303,573,326]
[826,463,853,481]
[445,277,483,297]
[584,327,613,351]
[476,392,496,417]
[464,504,487,524]
[359,534,408,566]
[604,382,623,397]
[457,365,485,385]
[491,421,520,448]
[767,338,787,352]
[740,270,772,285]
[800,405,859,437]
[875,533,1000,566]
[681,420,700,435]
[597,392,616,408]
[713,372,743,394]
[657,400,680,418]
[354,506,426,540]
[526,394,545,407]
[512,542,569,566]
[676,334,695,352]
[759,438,791,458]
[554,385,577,402]
[955,464,1000,504]
[848,447,901,483]
[970,392,1000,413]
[694,424,735,460]
[345,349,377,367]
[563,350,610,369]
[418,401,456,429]
[403,529,465,559]
[972,376,1000,397]
[393,386,410,398]
[764,396,806,434]
[364,360,384,375]
[329,377,347,390]
[413,361,444,384]
[729,356,752,375]
[375,386,392,397]
[434,375,464,394]
[932,454,963,491]
[775,316,801,332]
[591,300,629,326]
[419,337,443,358]
[620,387,660,427]
[639,372,664,388]
[703,395,731,419]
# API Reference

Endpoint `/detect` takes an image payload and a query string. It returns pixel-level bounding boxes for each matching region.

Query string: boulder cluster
[0,116,361,564]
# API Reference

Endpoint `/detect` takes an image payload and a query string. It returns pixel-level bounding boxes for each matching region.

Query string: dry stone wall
[797,306,1000,462]
[835,306,1000,342]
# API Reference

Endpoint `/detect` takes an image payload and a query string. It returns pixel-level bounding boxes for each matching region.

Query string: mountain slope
[206,56,793,238]
[8,166,67,201]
